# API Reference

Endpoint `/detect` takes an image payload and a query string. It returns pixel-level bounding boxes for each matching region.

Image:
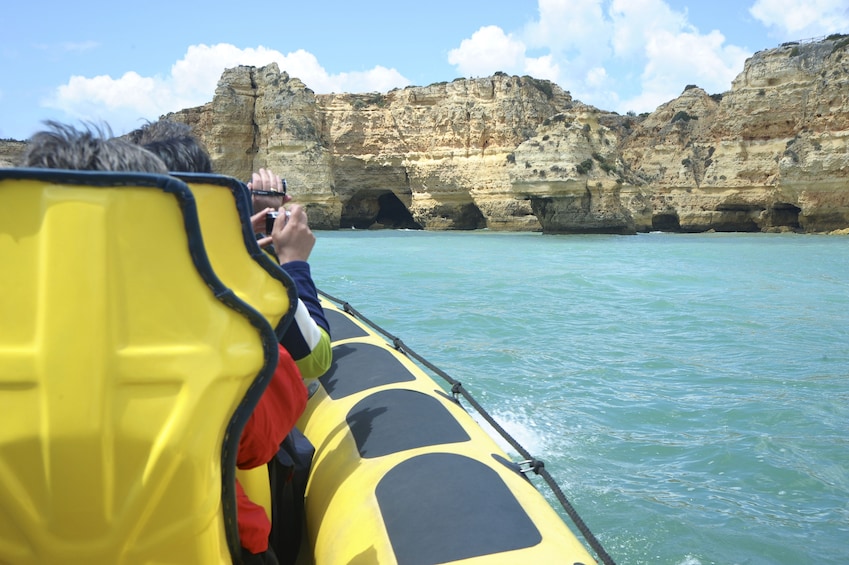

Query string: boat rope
[318,289,617,565]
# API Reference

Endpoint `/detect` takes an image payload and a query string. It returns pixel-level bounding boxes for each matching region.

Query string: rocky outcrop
[170,69,580,231]
[174,65,341,227]
[165,34,847,233]
[5,35,848,233]
[0,140,26,168]
[620,37,849,233]
[167,65,654,232]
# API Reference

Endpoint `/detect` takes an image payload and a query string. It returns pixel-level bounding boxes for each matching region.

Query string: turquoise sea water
[309,230,849,565]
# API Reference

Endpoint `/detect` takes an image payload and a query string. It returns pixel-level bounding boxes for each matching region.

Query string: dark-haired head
[20,121,168,174]
[127,120,212,173]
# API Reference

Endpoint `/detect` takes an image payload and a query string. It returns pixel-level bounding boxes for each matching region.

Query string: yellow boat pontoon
[0,168,614,565]
[298,294,614,565]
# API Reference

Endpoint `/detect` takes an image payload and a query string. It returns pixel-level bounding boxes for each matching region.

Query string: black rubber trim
[319,342,415,399]
[376,453,542,564]
[173,172,298,341]
[323,308,369,340]
[346,389,470,458]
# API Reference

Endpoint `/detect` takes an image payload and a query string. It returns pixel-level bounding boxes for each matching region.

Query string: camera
[266,210,280,234]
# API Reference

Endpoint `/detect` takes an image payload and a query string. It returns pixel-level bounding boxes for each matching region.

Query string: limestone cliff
[169,69,581,231]
[166,66,653,232]
[163,34,848,233]
[621,36,849,233]
[5,34,848,233]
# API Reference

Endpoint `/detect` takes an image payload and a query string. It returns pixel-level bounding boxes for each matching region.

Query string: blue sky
[2,0,847,140]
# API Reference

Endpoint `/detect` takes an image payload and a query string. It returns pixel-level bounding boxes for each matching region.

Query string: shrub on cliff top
[523,77,554,99]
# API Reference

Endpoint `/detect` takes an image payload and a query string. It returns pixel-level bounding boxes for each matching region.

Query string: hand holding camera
[265,209,291,234]
[247,168,287,196]
[248,168,290,235]
[246,169,313,263]
[271,204,315,265]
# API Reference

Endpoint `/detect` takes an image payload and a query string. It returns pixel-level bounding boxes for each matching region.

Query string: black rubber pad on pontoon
[319,343,415,399]
[376,453,542,564]
[346,389,470,458]
[323,308,369,340]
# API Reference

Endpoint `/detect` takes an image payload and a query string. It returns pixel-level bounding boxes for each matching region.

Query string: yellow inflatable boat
[0,168,610,565]
[298,297,600,565]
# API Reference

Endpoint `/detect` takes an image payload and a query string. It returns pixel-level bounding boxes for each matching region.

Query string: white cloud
[523,0,612,92]
[524,0,610,55]
[523,54,561,83]
[585,67,608,89]
[48,72,165,117]
[750,0,849,38]
[608,0,689,57]
[43,43,411,135]
[327,66,411,94]
[619,29,750,113]
[447,25,527,76]
[448,0,754,115]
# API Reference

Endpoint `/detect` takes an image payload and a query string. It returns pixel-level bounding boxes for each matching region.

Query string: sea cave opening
[767,202,801,230]
[651,212,681,232]
[341,190,423,230]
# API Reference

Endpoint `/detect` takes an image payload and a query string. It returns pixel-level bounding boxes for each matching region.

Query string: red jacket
[236,344,307,553]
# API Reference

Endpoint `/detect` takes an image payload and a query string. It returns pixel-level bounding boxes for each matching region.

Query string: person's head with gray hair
[126,120,213,173]
[20,121,168,174]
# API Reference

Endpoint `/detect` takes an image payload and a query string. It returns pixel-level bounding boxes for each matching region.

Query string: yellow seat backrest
[0,169,278,565]
[175,173,296,525]
[175,173,296,340]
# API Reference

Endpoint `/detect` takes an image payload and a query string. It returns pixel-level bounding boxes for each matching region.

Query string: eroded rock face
[165,68,588,230]
[169,35,845,233]
[0,140,26,168]
[6,36,848,233]
[169,65,341,228]
[620,38,849,233]
[166,66,645,232]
